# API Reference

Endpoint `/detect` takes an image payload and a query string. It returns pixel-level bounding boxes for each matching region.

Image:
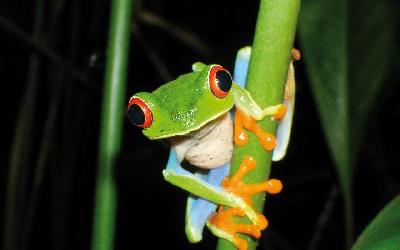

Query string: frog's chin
[187,114,222,139]
[145,109,230,140]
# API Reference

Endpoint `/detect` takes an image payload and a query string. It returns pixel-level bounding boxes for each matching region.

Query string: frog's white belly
[169,112,233,169]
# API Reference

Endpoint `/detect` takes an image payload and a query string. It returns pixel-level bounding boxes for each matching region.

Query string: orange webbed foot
[234,109,277,150]
[222,156,282,228]
[209,207,261,250]
[208,156,283,250]
[222,156,273,195]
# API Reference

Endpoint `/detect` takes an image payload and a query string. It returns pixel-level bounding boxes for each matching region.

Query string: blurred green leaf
[352,195,400,250]
[299,0,350,192]
[298,0,397,244]
[348,0,397,152]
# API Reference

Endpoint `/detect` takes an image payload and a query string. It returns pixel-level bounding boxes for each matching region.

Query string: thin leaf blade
[352,195,400,250]
[298,0,351,202]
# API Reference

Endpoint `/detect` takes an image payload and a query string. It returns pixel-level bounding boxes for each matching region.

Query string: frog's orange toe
[259,133,276,151]
[234,130,249,146]
[292,48,301,61]
[273,104,287,120]
[265,179,283,194]
[256,214,268,230]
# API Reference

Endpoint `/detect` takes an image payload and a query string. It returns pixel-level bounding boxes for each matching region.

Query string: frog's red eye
[127,97,153,128]
[208,65,232,98]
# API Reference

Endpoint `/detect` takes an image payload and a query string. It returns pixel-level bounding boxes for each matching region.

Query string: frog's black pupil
[128,104,145,126]
[216,70,232,92]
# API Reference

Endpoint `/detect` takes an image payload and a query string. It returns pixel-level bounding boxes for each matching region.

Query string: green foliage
[298,0,397,244]
[352,195,400,250]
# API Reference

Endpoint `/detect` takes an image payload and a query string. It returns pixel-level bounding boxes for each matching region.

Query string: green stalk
[3,0,44,249]
[217,0,300,249]
[0,16,93,89]
[91,1,132,250]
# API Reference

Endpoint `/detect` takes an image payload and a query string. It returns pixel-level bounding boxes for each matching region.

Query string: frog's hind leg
[272,61,295,161]
[163,149,260,222]
[273,49,299,161]
[185,165,230,242]
[207,156,283,250]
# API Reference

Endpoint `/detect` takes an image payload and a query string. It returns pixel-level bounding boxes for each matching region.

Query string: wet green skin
[132,64,234,139]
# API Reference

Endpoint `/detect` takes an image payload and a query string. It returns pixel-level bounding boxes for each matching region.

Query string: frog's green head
[127,64,234,139]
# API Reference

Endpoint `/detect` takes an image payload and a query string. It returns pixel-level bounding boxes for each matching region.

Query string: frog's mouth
[186,113,225,139]
[145,108,230,140]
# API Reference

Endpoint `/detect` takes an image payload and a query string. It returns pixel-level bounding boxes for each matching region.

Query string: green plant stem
[91,1,132,250]
[3,0,44,249]
[0,15,94,91]
[217,0,300,249]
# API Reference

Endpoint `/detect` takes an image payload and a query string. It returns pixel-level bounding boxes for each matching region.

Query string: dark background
[1,0,399,249]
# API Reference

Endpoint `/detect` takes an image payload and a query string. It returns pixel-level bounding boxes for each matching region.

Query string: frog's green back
[136,66,233,139]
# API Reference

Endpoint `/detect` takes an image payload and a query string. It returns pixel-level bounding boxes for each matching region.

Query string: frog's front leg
[232,61,295,152]
[232,48,299,157]
[233,107,281,151]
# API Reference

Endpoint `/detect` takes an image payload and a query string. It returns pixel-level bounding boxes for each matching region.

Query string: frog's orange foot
[209,156,283,249]
[222,156,283,198]
[222,156,282,227]
[234,109,277,151]
[209,207,261,250]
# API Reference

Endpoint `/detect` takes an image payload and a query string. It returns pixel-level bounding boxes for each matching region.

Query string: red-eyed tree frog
[127,47,298,250]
